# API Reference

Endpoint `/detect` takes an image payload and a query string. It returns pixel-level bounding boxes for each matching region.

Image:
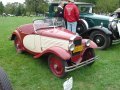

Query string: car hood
[38,27,77,40]
[82,13,112,21]
[18,24,79,40]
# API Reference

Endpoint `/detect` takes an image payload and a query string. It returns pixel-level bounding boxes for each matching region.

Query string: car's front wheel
[48,55,67,78]
[82,48,95,66]
[14,36,23,53]
[90,31,111,50]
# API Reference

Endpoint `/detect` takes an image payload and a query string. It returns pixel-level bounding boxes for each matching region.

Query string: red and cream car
[11,18,97,78]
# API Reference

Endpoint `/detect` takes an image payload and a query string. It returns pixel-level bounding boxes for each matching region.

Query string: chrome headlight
[111,21,117,30]
[86,39,91,46]
[70,35,77,41]
[109,17,114,22]
[68,43,75,51]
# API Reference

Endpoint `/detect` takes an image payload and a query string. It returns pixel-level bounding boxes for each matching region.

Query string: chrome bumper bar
[112,39,120,44]
[65,56,98,72]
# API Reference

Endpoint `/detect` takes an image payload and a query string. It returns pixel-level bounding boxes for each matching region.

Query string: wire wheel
[90,31,111,50]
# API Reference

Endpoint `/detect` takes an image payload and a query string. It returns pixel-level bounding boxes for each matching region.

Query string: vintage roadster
[10,18,97,78]
[47,1,120,50]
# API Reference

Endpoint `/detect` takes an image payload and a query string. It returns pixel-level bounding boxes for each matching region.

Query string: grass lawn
[0,16,120,90]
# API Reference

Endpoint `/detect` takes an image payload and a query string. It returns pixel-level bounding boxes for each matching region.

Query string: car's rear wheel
[48,55,67,78]
[82,48,95,66]
[0,68,12,90]
[90,31,111,50]
[14,36,23,53]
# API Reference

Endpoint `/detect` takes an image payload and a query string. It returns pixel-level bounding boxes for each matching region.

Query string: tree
[14,3,26,16]
[0,1,4,15]
[4,2,26,16]
[5,3,16,14]
[95,0,119,13]
[25,0,48,16]
[80,0,97,4]
[78,0,119,13]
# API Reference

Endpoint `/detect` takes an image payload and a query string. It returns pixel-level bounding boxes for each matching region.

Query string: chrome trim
[68,43,75,51]
[86,39,91,46]
[112,39,120,44]
[70,35,77,41]
[65,56,98,72]
[117,23,120,36]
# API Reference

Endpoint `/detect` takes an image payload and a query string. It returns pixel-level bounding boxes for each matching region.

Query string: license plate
[73,45,83,53]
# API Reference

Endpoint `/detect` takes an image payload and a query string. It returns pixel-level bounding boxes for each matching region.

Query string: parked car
[10,18,97,78]
[47,1,120,50]
[0,67,12,90]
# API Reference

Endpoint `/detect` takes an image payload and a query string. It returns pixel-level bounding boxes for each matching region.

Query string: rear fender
[34,47,71,60]
[82,39,97,49]
[11,30,22,41]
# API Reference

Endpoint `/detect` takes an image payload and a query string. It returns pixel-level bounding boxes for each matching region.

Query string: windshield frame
[33,18,66,31]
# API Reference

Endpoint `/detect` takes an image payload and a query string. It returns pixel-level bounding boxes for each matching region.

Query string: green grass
[0,16,120,90]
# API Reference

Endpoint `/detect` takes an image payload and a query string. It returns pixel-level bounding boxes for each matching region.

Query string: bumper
[65,56,98,72]
[112,39,120,44]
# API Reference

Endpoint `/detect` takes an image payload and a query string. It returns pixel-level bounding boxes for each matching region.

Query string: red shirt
[64,3,80,22]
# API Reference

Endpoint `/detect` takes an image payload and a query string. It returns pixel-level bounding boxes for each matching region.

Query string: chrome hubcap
[54,64,58,69]
[96,39,100,43]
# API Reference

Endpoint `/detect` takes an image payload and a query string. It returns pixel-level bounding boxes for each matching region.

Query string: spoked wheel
[48,55,67,78]
[0,68,12,90]
[82,48,95,66]
[90,31,111,50]
[14,36,23,53]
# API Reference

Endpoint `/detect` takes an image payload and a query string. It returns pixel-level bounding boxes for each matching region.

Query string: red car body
[11,18,97,78]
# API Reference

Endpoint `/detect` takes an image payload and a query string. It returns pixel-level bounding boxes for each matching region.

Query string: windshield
[33,18,65,30]
[77,6,92,13]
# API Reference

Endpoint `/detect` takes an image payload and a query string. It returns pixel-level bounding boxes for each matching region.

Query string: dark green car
[47,1,120,50]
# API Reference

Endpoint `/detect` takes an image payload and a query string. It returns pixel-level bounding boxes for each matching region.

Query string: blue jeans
[67,21,77,33]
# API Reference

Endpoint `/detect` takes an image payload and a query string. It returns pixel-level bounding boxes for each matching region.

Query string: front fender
[34,47,71,60]
[82,39,97,49]
[88,26,112,35]
[81,26,112,37]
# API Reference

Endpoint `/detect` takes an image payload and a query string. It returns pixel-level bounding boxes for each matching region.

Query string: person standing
[55,1,64,18]
[64,0,80,33]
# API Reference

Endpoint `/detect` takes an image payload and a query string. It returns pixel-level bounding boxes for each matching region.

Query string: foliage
[1,0,120,16]
[25,0,48,16]
[95,0,119,13]
[0,1,4,15]
[78,0,120,13]
[80,0,97,4]
[4,2,25,16]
